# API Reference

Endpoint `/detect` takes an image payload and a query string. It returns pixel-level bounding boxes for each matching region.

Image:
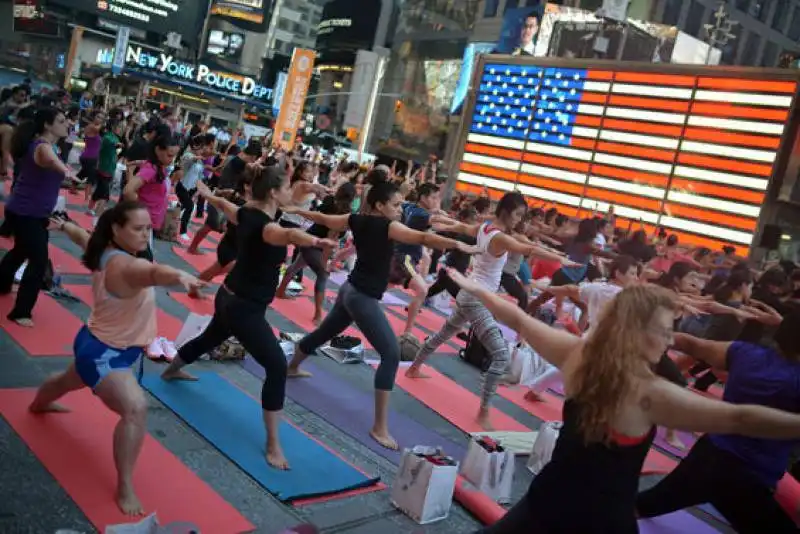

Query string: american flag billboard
[454,57,799,255]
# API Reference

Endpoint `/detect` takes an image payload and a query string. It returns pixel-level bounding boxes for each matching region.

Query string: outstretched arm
[642,378,800,439]
[54,219,90,250]
[262,222,337,249]
[446,267,581,369]
[197,181,240,224]
[388,222,476,252]
[282,206,350,232]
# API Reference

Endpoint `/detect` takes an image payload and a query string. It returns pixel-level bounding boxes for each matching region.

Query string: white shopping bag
[391,447,459,524]
[174,313,212,350]
[105,512,200,533]
[507,342,533,384]
[527,421,562,475]
[67,146,81,166]
[460,437,515,504]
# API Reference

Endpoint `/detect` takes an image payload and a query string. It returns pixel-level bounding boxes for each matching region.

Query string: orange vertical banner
[64,26,84,90]
[274,48,316,151]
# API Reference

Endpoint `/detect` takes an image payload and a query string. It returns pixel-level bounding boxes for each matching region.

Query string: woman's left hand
[315,238,338,250]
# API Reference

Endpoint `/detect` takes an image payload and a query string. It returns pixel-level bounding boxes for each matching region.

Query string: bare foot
[476,411,495,431]
[266,445,290,470]
[312,316,322,326]
[187,248,204,255]
[370,429,399,450]
[404,366,430,379]
[188,287,206,300]
[161,369,198,381]
[13,318,33,328]
[29,402,70,413]
[524,390,545,403]
[287,367,313,378]
[116,485,144,516]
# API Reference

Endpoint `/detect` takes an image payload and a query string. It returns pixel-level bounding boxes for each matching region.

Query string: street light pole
[703,2,738,65]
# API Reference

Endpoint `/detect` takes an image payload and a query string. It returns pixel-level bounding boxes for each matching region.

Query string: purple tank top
[7,139,64,218]
[82,134,101,159]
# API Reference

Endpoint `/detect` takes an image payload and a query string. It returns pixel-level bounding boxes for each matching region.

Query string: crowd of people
[1,83,800,533]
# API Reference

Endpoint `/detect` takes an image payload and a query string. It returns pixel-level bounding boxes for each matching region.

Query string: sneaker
[180,233,190,242]
[287,280,304,292]
[159,337,178,361]
[147,339,165,360]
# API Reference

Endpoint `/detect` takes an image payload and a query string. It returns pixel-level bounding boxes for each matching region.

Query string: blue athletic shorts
[73,325,143,389]
[518,261,532,285]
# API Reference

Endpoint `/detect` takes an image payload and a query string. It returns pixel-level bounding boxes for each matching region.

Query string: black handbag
[458,327,491,372]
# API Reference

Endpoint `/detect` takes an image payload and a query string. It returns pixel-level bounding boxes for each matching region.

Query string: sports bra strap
[100,249,130,270]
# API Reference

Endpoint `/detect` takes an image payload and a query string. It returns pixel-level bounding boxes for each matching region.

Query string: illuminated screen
[456,60,798,255]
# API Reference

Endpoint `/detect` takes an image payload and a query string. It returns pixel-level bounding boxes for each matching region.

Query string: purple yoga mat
[328,271,408,306]
[638,511,722,533]
[240,357,466,464]
[653,427,698,458]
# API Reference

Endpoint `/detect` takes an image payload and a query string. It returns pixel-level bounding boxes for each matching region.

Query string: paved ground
[0,199,734,533]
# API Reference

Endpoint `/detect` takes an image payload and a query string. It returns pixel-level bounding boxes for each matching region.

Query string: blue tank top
[7,139,64,218]
[710,341,800,488]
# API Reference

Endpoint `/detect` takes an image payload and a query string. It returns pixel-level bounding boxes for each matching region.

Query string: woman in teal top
[92,119,122,219]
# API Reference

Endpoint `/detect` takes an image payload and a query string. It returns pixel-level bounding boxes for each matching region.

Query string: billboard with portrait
[206,30,245,62]
[495,5,545,55]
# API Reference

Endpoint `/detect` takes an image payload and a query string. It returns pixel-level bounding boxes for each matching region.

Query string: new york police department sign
[126,46,272,102]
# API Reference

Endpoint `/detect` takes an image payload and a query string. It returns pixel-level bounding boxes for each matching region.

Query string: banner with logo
[273,49,316,151]
[112,26,130,75]
[64,26,84,89]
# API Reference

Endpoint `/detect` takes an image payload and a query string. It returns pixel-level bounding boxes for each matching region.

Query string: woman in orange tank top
[28,201,203,517]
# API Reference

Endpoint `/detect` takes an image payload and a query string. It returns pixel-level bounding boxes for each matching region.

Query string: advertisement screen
[456,57,798,255]
[495,5,545,55]
[13,0,61,37]
[210,0,266,25]
[206,30,245,61]
[47,0,202,40]
[315,0,381,66]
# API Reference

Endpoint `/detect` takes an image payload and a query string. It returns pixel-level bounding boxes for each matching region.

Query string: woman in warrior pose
[29,201,203,516]
[283,181,478,450]
[406,192,577,429]
[162,165,336,469]
[443,268,800,534]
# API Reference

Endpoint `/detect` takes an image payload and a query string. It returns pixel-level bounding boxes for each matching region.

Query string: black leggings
[298,281,399,391]
[175,182,195,235]
[298,246,328,295]
[0,211,49,320]
[500,272,528,309]
[280,219,304,283]
[178,287,287,411]
[637,435,797,534]
[427,268,460,299]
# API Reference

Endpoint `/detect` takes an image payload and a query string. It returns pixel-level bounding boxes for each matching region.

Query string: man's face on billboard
[521,16,539,45]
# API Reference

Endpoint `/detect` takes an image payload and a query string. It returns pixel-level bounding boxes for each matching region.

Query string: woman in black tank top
[161,165,337,470]
[442,269,800,533]
[282,182,476,450]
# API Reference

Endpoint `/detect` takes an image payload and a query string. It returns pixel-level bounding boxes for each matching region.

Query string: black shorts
[91,171,112,201]
[388,253,415,288]
[79,157,98,186]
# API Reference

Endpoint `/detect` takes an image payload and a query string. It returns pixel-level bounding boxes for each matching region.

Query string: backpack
[398,332,422,362]
[458,327,491,372]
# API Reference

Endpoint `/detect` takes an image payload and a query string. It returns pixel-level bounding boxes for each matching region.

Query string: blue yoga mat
[241,356,467,464]
[142,372,380,502]
[638,510,722,533]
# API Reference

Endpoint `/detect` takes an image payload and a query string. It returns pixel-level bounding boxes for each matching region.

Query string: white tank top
[281,194,315,228]
[469,222,507,291]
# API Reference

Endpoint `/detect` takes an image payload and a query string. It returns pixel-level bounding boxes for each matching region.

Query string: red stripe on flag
[609,95,690,113]
[464,142,524,162]
[614,72,695,87]
[522,152,591,173]
[596,141,675,162]
[587,70,614,80]
[676,153,772,177]
[691,102,789,122]
[602,118,683,137]
[682,127,781,150]
[697,77,796,94]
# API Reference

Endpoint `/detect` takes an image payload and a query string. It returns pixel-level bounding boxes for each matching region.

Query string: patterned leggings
[415,291,510,409]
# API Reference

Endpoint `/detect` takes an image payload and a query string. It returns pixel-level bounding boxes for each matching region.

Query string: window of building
[739,31,761,65]
[720,24,741,64]
[761,41,779,66]
[789,7,800,40]
[752,0,769,21]
[772,0,789,30]
[684,0,707,36]
[484,0,500,17]
[662,0,682,25]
